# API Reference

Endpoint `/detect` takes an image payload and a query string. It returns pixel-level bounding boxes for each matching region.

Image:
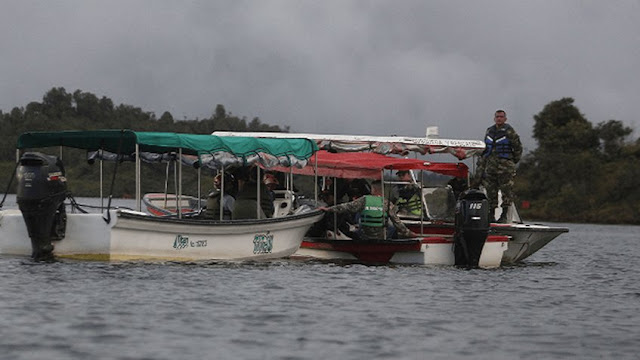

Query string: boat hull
[491,223,569,264]
[405,221,568,264]
[0,209,323,261]
[294,235,508,268]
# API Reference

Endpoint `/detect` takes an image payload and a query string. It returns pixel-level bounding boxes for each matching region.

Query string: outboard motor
[16,152,68,261]
[454,189,490,268]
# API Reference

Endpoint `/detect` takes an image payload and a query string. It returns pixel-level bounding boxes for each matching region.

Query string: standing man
[475,109,523,223]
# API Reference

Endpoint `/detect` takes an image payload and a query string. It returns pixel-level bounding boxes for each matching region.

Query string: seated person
[318,180,417,241]
[262,172,279,203]
[232,166,274,220]
[203,173,235,220]
[394,170,423,217]
[318,188,361,240]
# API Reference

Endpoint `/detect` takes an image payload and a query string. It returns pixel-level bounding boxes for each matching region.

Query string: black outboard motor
[454,189,490,268]
[16,152,68,261]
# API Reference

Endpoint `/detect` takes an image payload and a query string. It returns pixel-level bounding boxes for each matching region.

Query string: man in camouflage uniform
[318,180,417,240]
[474,110,523,223]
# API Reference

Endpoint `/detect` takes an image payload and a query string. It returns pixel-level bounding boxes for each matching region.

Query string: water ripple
[1,223,640,359]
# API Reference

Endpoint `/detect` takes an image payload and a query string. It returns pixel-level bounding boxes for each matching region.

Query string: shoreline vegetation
[1,88,639,224]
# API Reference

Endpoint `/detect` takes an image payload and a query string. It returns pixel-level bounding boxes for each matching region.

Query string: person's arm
[509,128,523,164]
[387,201,418,238]
[322,196,365,214]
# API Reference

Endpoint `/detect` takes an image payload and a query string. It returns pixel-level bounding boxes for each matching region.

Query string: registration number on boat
[253,232,273,254]
[173,235,207,250]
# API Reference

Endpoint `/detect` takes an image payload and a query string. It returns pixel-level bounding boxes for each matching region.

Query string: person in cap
[394,170,422,217]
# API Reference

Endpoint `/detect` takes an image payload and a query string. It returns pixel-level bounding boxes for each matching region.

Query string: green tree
[595,120,632,160]
[517,97,640,223]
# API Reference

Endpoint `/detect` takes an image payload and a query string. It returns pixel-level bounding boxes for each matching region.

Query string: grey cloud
[1,0,639,152]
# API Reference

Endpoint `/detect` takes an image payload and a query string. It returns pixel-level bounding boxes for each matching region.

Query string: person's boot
[497,207,509,223]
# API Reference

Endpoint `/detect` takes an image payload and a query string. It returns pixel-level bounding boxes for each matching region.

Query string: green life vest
[360,195,385,228]
[397,193,422,216]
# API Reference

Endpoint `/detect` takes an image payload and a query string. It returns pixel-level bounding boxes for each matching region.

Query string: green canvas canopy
[17,130,318,168]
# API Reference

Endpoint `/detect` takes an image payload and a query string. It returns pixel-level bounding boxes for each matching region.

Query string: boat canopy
[270,150,468,179]
[17,130,318,169]
[212,131,485,159]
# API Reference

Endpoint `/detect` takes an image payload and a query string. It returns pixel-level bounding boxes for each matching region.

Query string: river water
[1,197,639,359]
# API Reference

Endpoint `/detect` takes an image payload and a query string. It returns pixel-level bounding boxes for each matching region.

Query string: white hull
[0,209,323,261]
[404,220,568,264]
[493,223,569,264]
[294,236,508,268]
[390,237,507,268]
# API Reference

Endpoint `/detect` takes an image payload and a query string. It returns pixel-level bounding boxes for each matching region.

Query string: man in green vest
[318,180,418,240]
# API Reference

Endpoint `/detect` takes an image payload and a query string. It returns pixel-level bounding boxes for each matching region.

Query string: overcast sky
[2,0,639,151]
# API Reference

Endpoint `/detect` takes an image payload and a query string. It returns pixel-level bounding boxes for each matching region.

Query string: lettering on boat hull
[253,232,274,254]
[173,234,208,250]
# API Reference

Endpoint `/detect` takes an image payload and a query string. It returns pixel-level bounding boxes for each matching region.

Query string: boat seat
[272,190,294,218]
[422,185,456,222]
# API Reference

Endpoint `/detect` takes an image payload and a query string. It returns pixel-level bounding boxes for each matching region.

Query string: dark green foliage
[516,97,639,224]
[0,87,288,199]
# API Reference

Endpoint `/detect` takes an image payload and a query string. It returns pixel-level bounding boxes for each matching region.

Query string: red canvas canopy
[271,150,468,179]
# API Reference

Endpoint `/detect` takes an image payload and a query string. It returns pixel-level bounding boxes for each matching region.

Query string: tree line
[514,97,640,224]
[1,89,639,224]
[0,87,288,199]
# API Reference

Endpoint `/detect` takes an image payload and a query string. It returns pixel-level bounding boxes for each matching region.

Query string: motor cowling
[16,152,68,261]
[454,189,490,268]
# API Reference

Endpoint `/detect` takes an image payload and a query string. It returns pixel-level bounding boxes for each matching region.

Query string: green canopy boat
[1,130,323,262]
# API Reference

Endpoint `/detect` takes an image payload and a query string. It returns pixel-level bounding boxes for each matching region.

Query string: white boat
[214,131,568,264]
[143,192,204,217]
[268,150,508,268]
[0,130,323,261]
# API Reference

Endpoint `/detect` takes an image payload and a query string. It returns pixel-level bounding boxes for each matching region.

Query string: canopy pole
[256,166,261,219]
[332,177,337,240]
[178,148,182,219]
[163,160,170,209]
[420,170,424,236]
[382,169,387,240]
[104,131,125,223]
[173,156,178,216]
[100,152,104,211]
[314,153,318,204]
[219,168,225,220]
[197,166,201,211]
[136,144,141,212]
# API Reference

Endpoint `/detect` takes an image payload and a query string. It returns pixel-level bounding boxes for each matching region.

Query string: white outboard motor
[454,189,490,268]
[16,152,68,261]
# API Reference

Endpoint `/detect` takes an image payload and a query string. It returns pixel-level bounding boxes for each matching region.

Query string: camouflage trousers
[482,159,516,210]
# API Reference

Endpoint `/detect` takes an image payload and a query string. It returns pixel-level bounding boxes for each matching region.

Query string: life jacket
[483,124,515,160]
[396,188,422,216]
[360,195,385,228]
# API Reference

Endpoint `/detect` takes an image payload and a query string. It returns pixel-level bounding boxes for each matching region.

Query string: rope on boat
[0,161,20,209]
